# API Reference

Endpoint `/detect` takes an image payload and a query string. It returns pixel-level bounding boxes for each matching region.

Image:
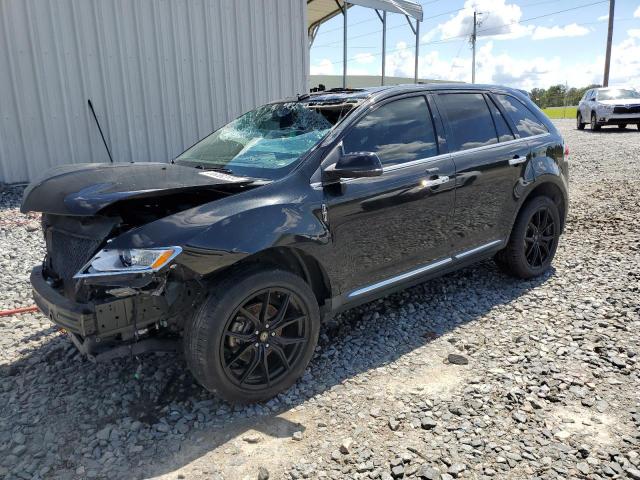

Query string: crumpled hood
[21,162,252,216]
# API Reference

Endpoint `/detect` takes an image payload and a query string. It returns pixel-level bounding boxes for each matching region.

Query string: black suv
[23,84,568,403]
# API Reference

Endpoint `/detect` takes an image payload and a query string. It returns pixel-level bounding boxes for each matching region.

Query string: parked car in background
[22,84,569,403]
[577,87,640,130]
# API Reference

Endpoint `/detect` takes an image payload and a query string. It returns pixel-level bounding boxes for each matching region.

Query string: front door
[322,95,456,295]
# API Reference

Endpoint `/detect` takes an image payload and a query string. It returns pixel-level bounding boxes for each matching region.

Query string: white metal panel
[0,0,308,184]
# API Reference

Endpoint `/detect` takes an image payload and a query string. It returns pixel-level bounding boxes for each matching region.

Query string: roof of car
[298,83,526,104]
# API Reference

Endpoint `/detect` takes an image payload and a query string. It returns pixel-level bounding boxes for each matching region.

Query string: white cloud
[434,0,532,42]
[354,52,375,64]
[597,14,608,21]
[310,58,335,75]
[531,23,590,40]
[635,5,640,18]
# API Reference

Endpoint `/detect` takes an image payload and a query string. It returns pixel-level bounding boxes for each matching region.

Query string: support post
[343,1,348,88]
[382,11,387,86]
[603,0,615,87]
[414,19,420,83]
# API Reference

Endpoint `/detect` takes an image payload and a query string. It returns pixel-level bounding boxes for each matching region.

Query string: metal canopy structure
[308,0,423,88]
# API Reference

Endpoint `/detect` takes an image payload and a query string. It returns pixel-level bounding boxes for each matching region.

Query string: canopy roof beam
[307,0,423,88]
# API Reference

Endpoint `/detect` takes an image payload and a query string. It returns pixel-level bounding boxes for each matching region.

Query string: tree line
[529,84,602,109]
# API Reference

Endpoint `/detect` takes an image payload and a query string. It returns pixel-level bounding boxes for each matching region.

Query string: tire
[184,267,320,404]
[618,124,627,130]
[495,196,561,279]
[591,112,601,131]
[576,112,585,130]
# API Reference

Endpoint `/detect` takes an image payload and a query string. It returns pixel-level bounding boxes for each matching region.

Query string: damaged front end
[32,213,203,361]
[22,162,257,361]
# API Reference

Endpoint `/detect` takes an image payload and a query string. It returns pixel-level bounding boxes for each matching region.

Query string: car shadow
[586,126,640,133]
[0,260,554,479]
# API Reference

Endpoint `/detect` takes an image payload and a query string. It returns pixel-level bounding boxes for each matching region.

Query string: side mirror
[323,152,383,182]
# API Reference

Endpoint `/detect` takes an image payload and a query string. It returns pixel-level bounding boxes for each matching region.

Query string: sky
[309,0,640,90]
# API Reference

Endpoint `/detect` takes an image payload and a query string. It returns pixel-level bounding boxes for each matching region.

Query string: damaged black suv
[23,84,568,403]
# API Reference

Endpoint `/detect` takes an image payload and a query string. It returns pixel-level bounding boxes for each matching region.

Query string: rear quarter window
[495,94,548,138]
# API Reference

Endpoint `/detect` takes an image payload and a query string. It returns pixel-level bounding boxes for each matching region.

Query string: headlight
[74,247,182,278]
[599,104,614,112]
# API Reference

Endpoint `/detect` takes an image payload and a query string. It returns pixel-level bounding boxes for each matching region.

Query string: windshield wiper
[193,164,235,175]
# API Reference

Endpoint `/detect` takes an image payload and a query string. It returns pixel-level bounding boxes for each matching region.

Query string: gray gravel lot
[0,120,639,480]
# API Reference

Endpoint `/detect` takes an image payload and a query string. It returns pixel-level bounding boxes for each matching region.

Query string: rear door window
[487,96,515,142]
[436,93,498,152]
[494,94,548,137]
[342,96,438,167]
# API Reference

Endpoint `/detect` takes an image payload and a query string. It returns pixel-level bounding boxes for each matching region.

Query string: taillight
[564,144,569,160]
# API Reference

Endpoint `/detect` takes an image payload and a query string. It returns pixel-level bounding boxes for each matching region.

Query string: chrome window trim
[310,133,550,189]
[346,239,504,298]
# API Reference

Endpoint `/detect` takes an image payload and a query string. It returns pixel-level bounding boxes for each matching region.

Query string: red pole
[0,306,39,317]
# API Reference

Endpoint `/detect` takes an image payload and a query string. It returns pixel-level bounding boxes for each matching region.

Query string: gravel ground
[0,120,639,480]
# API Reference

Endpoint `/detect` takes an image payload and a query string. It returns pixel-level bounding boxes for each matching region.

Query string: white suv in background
[577,87,640,131]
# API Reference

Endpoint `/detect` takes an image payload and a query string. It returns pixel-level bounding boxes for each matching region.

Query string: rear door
[433,91,530,253]
[323,94,456,296]
[492,92,552,183]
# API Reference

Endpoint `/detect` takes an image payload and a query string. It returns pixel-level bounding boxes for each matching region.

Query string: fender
[107,175,331,277]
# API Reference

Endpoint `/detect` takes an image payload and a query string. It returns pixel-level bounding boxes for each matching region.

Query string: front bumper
[597,113,640,124]
[31,266,97,337]
[31,266,170,339]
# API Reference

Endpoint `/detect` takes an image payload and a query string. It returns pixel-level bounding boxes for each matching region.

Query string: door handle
[509,155,527,166]
[421,175,450,187]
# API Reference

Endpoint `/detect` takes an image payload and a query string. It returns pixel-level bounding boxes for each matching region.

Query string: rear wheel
[591,113,601,131]
[184,268,320,403]
[618,124,627,130]
[576,112,585,130]
[495,196,561,279]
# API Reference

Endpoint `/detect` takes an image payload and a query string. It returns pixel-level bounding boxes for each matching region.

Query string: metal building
[0,0,309,184]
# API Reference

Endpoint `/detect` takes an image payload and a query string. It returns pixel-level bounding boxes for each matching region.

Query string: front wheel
[184,268,320,403]
[495,196,561,279]
[576,112,585,130]
[591,113,601,131]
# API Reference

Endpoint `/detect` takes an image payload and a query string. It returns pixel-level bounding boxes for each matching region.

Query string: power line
[312,0,578,47]
[312,0,444,38]
[319,0,609,66]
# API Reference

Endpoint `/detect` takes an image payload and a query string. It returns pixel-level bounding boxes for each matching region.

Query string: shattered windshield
[176,101,351,180]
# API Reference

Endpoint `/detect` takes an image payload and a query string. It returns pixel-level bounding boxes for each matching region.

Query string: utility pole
[603,0,615,87]
[471,11,477,84]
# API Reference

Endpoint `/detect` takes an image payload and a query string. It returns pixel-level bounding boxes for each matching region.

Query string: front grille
[47,229,101,281]
[613,105,640,114]
[41,214,118,300]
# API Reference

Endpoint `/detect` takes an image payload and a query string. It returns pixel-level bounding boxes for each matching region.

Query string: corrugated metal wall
[0,0,309,184]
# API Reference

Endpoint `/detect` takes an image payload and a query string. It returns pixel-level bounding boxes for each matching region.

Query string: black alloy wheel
[221,288,310,390]
[523,207,556,268]
[576,112,585,130]
[591,112,601,131]
[183,268,320,403]
[494,195,561,279]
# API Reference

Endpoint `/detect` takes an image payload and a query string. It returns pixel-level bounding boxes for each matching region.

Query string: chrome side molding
[347,239,504,298]
[454,239,503,260]
[348,257,453,298]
